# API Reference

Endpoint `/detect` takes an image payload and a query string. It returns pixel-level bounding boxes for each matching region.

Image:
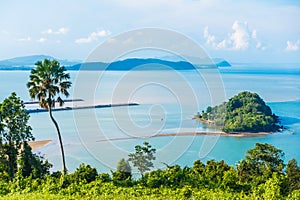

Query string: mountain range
[0,55,231,70]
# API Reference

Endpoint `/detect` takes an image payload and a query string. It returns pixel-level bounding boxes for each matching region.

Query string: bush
[73,163,98,183]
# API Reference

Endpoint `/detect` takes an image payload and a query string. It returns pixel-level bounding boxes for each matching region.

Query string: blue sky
[0,0,299,63]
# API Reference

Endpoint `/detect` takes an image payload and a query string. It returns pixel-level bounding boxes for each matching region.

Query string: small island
[195,91,282,133]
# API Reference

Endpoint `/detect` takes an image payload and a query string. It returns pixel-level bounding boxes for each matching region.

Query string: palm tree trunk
[49,106,67,174]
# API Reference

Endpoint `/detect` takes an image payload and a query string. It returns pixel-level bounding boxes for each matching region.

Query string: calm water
[0,64,299,173]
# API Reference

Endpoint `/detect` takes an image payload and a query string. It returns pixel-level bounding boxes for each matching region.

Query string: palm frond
[27,59,71,110]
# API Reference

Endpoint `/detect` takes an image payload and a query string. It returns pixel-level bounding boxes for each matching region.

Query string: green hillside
[197,91,281,133]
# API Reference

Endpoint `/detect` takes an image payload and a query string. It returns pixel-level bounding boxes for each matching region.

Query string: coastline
[28,140,52,150]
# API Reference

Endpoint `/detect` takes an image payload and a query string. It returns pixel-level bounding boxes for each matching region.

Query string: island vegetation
[196,91,281,133]
[0,92,299,199]
[1,60,299,199]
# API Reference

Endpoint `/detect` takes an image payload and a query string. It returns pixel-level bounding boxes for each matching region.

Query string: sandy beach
[28,140,52,150]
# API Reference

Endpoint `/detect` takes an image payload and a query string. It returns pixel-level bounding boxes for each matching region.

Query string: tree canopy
[0,93,34,179]
[197,91,281,133]
[0,140,299,199]
[128,141,156,176]
[0,93,50,180]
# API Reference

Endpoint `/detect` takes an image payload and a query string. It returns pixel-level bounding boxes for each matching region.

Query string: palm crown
[27,59,72,109]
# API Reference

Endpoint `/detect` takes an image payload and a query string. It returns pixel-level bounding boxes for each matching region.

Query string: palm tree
[27,59,71,174]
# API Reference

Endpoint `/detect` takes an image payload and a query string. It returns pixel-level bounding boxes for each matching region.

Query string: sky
[0,0,299,63]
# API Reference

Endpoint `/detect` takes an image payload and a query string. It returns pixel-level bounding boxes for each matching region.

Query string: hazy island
[195,91,282,133]
[0,55,231,70]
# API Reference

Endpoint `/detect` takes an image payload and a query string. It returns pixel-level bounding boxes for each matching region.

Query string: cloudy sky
[1,0,299,63]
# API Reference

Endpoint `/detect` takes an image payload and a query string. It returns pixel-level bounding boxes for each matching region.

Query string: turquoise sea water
[0,64,299,174]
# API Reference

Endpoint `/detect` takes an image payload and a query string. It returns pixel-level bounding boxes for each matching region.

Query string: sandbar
[28,140,52,150]
[96,131,271,142]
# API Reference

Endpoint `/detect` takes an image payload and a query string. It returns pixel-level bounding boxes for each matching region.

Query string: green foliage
[202,160,231,188]
[254,173,286,200]
[27,59,72,110]
[112,158,132,185]
[72,163,98,183]
[237,143,285,189]
[97,173,111,182]
[128,141,156,176]
[0,93,34,179]
[286,158,300,192]
[246,143,284,171]
[18,143,52,179]
[221,168,241,192]
[0,142,299,199]
[198,91,281,133]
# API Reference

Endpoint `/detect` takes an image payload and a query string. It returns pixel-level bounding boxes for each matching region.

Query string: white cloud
[43,29,53,34]
[216,39,228,49]
[37,38,46,43]
[203,26,216,46]
[75,30,111,44]
[286,40,300,51]
[17,37,31,42]
[230,21,250,50]
[203,20,266,51]
[57,27,68,34]
[43,27,69,35]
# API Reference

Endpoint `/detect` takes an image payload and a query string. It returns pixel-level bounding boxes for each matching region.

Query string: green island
[1,60,299,199]
[195,91,282,133]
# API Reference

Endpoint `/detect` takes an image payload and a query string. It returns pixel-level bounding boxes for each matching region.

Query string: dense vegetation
[0,93,299,199]
[0,61,298,199]
[0,93,51,182]
[197,91,281,133]
[0,140,300,199]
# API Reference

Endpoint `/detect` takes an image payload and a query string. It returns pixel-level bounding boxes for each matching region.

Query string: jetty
[25,102,139,113]
[24,99,84,105]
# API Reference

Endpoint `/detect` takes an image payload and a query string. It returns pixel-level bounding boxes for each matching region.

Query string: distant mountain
[69,58,231,71]
[0,55,80,69]
[0,55,230,70]
[214,60,231,67]
[159,55,231,67]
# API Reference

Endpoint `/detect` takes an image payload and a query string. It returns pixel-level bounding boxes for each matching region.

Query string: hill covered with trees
[197,91,281,133]
[0,92,299,199]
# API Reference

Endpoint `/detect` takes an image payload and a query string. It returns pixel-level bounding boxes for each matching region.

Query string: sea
[0,63,299,174]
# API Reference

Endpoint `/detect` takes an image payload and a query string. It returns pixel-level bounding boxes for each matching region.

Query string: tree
[73,163,98,183]
[113,158,132,181]
[246,143,284,173]
[112,158,132,186]
[202,160,231,189]
[128,141,156,176]
[0,93,34,179]
[237,143,285,186]
[18,143,52,179]
[27,59,71,174]
[286,158,300,192]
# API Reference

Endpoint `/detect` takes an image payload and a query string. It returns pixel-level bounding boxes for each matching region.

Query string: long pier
[24,99,84,105]
[25,103,139,113]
